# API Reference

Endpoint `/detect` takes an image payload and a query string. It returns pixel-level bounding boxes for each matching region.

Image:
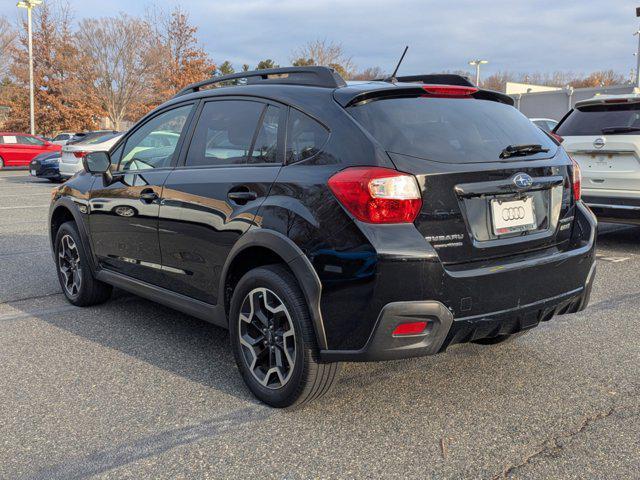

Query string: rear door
[349,94,574,265]
[157,98,285,304]
[556,103,640,194]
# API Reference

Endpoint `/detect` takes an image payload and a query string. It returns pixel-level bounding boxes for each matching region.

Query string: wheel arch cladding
[220,228,328,350]
[50,205,76,245]
[49,200,97,274]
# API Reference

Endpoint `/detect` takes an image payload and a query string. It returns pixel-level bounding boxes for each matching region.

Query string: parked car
[555,93,640,225]
[59,132,122,179]
[0,132,61,169]
[51,132,77,145]
[29,151,63,182]
[530,117,558,133]
[49,67,596,407]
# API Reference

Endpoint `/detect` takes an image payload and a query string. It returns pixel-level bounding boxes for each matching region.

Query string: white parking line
[0,205,50,210]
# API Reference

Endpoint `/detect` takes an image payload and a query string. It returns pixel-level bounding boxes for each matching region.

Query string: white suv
[555,93,640,225]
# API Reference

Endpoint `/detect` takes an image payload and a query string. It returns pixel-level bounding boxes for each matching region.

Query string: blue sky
[1,0,637,78]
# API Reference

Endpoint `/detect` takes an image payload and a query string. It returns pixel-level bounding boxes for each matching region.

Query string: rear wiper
[499,144,549,159]
[601,126,640,134]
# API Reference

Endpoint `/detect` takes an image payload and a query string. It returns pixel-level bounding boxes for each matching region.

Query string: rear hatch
[348,92,574,264]
[556,102,640,193]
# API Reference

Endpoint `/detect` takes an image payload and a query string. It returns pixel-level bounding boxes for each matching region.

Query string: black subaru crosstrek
[49,67,596,407]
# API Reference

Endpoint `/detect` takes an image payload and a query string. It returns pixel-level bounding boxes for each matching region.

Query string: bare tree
[291,39,355,79]
[351,66,386,81]
[0,16,15,78]
[77,14,160,129]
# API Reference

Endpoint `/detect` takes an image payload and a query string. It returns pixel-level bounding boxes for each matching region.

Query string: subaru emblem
[513,173,534,189]
[593,137,606,149]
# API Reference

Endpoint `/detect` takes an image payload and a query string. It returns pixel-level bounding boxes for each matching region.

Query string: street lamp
[468,59,488,86]
[17,0,42,136]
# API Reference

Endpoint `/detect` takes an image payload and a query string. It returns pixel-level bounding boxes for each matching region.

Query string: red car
[0,132,61,169]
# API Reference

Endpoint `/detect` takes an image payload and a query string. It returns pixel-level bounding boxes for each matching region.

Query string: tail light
[570,156,581,201]
[73,151,89,159]
[328,167,422,224]
[549,132,564,144]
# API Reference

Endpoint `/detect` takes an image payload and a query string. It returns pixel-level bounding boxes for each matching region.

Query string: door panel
[156,99,284,304]
[88,171,171,284]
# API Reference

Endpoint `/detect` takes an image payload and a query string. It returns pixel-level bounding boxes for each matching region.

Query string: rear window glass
[82,132,121,145]
[349,97,555,164]
[555,103,640,136]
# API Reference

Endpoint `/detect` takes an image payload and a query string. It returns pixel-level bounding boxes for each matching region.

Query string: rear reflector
[392,321,428,336]
[328,167,422,224]
[422,85,478,97]
[570,155,581,201]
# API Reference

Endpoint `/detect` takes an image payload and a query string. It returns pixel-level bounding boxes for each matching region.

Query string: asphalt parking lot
[0,169,638,479]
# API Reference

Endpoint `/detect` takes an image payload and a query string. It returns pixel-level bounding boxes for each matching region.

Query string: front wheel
[55,221,112,306]
[229,265,340,408]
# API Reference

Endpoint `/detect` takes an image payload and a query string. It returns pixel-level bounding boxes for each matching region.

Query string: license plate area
[491,196,537,236]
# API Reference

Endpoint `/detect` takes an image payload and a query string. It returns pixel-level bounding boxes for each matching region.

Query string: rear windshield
[82,132,121,145]
[348,96,555,164]
[555,103,640,136]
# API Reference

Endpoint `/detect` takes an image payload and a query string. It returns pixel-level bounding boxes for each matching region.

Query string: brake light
[570,156,581,201]
[549,132,564,144]
[328,167,422,224]
[422,85,478,97]
[73,151,89,158]
[392,321,428,336]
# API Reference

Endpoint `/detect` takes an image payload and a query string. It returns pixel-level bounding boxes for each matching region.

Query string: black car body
[30,151,62,182]
[48,67,596,406]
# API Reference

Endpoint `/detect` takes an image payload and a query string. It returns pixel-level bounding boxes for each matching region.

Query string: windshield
[556,103,640,136]
[349,96,555,164]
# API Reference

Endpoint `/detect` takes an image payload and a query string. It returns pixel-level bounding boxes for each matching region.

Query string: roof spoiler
[174,66,347,98]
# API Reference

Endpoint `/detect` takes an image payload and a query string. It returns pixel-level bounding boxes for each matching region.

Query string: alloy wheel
[58,234,82,297]
[238,287,296,389]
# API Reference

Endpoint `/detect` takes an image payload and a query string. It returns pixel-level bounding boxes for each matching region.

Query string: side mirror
[83,151,111,174]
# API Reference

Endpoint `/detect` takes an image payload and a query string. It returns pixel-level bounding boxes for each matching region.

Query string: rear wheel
[0,157,4,169]
[229,265,340,408]
[55,221,112,306]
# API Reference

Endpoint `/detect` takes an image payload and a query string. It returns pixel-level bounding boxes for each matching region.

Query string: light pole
[468,59,488,86]
[635,8,640,88]
[17,0,42,136]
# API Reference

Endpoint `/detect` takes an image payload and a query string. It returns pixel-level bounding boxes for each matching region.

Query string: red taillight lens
[549,132,564,144]
[73,151,89,158]
[328,167,422,224]
[422,85,478,97]
[392,321,428,337]
[570,156,581,201]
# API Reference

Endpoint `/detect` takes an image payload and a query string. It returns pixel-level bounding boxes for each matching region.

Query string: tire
[472,329,530,345]
[0,157,4,169]
[54,221,112,306]
[229,265,340,408]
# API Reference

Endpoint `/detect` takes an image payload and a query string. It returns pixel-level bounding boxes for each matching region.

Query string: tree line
[0,2,632,136]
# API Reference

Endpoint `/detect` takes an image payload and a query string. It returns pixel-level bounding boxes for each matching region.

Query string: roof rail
[375,73,476,87]
[174,66,347,98]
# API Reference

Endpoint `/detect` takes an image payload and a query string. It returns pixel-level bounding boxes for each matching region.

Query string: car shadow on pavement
[597,223,640,251]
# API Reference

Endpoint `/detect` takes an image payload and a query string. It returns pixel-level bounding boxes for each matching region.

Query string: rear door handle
[139,189,159,203]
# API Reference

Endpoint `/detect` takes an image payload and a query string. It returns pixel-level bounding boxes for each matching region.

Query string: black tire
[54,221,112,306]
[229,265,340,408]
[472,329,530,345]
[0,156,4,169]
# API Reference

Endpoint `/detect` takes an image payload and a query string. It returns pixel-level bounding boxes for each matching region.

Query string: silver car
[59,132,122,179]
[556,94,640,225]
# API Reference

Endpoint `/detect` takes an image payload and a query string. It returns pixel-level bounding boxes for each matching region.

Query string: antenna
[386,46,409,82]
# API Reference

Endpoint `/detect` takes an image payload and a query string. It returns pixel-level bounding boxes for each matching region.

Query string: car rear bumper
[320,203,597,362]
[583,195,640,225]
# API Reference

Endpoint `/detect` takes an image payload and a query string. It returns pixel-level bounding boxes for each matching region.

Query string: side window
[18,135,44,146]
[186,100,264,167]
[286,109,329,163]
[249,105,281,164]
[119,104,193,172]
